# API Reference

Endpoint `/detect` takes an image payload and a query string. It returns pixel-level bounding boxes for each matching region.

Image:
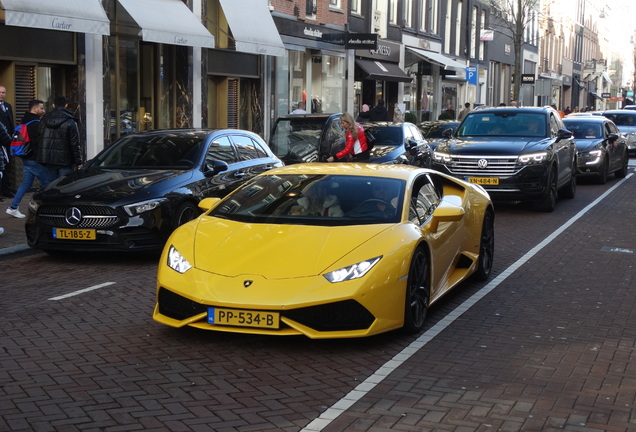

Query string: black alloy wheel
[173,202,199,229]
[596,158,608,184]
[403,246,430,334]
[615,151,629,178]
[474,209,495,281]
[535,167,558,212]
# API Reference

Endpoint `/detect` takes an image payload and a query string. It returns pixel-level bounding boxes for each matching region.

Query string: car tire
[597,158,608,184]
[173,202,199,229]
[615,151,629,178]
[474,209,495,281]
[402,246,430,334]
[534,168,558,212]
[559,166,576,199]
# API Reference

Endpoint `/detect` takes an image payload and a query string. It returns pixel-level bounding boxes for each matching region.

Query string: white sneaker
[6,207,25,218]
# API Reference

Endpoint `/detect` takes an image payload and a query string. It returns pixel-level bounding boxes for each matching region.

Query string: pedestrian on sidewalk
[0,119,11,235]
[37,95,83,179]
[0,85,15,199]
[6,99,51,219]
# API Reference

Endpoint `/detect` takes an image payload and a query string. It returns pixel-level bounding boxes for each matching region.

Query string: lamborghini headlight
[167,245,192,273]
[323,256,382,283]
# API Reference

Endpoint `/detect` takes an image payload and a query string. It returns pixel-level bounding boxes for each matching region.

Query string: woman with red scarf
[327,112,370,162]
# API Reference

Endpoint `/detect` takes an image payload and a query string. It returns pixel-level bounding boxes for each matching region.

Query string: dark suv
[432,106,577,212]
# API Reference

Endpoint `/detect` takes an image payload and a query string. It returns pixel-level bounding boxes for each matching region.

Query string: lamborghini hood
[192,217,389,279]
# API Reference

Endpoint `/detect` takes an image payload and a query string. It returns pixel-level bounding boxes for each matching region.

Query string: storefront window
[316,54,345,113]
[158,45,175,130]
[110,37,139,143]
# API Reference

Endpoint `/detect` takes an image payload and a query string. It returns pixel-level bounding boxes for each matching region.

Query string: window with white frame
[479,10,486,61]
[351,0,360,14]
[389,0,398,25]
[444,0,452,53]
[455,1,462,56]
[404,0,413,28]
[329,0,340,9]
[420,0,427,32]
[470,6,477,59]
[431,0,439,34]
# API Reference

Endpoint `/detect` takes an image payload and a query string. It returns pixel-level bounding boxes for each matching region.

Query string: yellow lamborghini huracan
[153,163,494,339]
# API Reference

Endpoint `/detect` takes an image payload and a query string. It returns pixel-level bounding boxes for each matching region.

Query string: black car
[268,114,342,165]
[25,129,284,253]
[361,122,432,167]
[268,114,431,166]
[562,117,629,184]
[418,120,460,150]
[432,106,577,212]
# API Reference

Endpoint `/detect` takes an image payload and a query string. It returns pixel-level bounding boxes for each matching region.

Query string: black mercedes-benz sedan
[563,116,629,184]
[25,129,283,253]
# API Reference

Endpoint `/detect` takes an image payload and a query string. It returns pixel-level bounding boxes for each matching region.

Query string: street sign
[466,67,477,85]
[601,92,611,98]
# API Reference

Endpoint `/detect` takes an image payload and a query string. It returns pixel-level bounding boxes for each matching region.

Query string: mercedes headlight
[167,245,192,273]
[517,151,548,165]
[323,256,382,283]
[124,198,166,216]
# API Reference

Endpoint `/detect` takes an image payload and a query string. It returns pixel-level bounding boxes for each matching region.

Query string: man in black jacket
[37,95,83,179]
[369,100,389,122]
[6,100,51,218]
[0,85,15,198]
[0,120,11,234]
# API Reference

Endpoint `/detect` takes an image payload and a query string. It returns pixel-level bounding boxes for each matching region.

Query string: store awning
[355,59,412,83]
[602,71,613,85]
[218,0,285,57]
[1,0,109,35]
[406,47,465,72]
[117,0,215,48]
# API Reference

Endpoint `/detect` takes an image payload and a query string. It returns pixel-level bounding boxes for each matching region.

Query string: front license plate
[466,177,499,185]
[52,228,96,240]
[208,308,280,329]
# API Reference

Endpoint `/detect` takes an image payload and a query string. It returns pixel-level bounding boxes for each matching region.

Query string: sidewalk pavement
[0,192,33,257]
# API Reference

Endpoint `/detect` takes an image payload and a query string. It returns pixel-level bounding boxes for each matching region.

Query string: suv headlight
[433,151,452,163]
[324,257,382,283]
[517,151,548,165]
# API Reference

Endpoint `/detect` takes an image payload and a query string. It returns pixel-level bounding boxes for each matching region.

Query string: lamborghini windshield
[210,174,405,226]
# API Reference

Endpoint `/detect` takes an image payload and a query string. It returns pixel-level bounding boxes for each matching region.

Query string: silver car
[603,110,636,155]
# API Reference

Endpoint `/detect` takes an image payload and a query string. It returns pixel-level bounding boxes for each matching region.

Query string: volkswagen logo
[65,207,82,226]
[243,280,253,288]
[477,159,489,169]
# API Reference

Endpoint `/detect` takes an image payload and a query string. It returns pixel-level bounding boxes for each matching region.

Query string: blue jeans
[11,159,55,209]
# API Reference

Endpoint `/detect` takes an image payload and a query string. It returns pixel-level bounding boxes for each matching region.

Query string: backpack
[10,119,39,157]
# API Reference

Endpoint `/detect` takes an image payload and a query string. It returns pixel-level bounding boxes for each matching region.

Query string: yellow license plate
[466,177,499,185]
[208,308,280,329]
[52,228,97,240]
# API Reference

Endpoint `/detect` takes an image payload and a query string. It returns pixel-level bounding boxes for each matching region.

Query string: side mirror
[204,160,229,176]
[607,132,619,142]
[198,197,221,212]
[426,199,465,233]
[556,129,573,141]
[442,128,453,138]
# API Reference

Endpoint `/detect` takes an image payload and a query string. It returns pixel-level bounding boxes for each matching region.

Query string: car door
[605,121,622,171]
[406,123,431,167]
[199,135,246,198]
[551,113,574,185]
[230,133,281,179]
